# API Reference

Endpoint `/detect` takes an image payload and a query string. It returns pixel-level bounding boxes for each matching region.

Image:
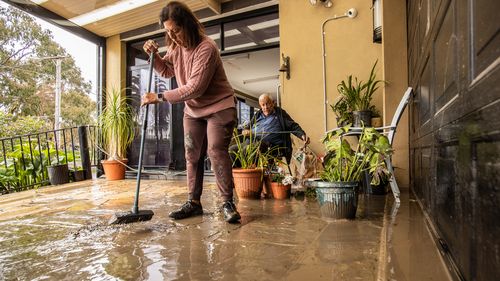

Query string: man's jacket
[250,107,306,163]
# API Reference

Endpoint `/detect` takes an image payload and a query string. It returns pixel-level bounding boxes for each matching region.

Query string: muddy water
[0,180,448,280]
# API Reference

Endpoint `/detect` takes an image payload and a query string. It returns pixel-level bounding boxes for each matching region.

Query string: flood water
[0,179,450,280]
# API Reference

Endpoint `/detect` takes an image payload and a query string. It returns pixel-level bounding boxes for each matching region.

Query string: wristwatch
[157,93,163,101]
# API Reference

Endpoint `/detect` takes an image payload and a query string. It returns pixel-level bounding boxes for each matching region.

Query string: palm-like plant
[99,88,136,160]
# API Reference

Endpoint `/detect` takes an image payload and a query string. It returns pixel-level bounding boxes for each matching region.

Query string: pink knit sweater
[153,36,235,118]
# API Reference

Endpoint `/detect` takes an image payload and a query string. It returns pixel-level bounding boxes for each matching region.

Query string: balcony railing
[0,126,98,194]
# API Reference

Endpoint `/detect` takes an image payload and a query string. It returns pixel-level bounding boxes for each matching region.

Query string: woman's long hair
[160,1,205,50]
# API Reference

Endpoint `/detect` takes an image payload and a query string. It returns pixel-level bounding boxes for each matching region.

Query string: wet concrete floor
[0,178,450,280]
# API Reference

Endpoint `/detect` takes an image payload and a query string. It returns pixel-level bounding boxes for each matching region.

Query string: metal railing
[0,125,98,194]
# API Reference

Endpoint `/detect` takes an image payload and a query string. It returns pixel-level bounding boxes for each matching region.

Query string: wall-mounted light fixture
[372,0,382,43]
[309,0,333,8]
[279,53,290,80]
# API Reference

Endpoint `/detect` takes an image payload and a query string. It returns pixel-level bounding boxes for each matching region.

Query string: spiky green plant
[337,60,384,112]
[230,129,281,170]
[357,60,383,111]
[98,88,136,160]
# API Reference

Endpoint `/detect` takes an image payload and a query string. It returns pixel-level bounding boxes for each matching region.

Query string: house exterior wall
[408,0,500,279]
[279,0,409,186]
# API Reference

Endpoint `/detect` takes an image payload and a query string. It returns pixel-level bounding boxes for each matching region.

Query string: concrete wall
[381,0,408,186]
[279,0,409,186]
[105,35,126,92]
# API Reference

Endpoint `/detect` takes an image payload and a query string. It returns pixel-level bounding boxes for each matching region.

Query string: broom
[109,52,156,224]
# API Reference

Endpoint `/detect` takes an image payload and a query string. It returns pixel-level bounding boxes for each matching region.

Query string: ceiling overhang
[24,0,225,38]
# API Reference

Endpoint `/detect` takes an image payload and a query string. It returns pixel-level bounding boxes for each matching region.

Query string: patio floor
[0,177,451,280]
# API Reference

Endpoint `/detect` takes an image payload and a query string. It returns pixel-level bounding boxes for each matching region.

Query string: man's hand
[302,135,310,145]
[242,129,250,136]
[141,92,161,106]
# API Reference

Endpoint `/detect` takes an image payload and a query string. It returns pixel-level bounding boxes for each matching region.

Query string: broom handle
[132,52,155,214]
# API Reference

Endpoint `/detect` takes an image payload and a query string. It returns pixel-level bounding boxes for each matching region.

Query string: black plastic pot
[71,170,85,182]
[306,180,359,219]
[370,180,390,195]
[353,110,372,127]
[47,164,69,185]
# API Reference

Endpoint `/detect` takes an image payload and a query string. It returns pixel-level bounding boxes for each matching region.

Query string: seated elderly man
[230,94,309,169]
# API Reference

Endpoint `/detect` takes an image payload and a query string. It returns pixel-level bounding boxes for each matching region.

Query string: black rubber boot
[168,200,203,220]
[221,200,241,223]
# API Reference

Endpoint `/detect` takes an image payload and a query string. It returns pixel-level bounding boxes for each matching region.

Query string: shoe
[168,200,203,220]
[221,200,241,223]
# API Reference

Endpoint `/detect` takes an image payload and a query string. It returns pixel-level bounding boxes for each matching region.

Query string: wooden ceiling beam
[200,0,221,15]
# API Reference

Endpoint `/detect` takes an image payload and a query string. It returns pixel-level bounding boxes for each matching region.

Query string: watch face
[157,93,163,100]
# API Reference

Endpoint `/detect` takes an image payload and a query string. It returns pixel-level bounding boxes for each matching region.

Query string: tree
[0,111,51,138]
[0,5,95,132]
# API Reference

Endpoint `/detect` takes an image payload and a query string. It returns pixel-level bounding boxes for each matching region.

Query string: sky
[1,2,98,101]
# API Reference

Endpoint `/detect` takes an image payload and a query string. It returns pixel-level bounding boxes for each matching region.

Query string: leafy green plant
[369,104,381,118]
[361,60,384,111]
[330,97,353,125]
[270,172,285,183]
[337,74,365,111]
[320,125,393,184]
[0,140,80,193]
[230,129,280,170]
[337,60,384,112]
[0,142,48,193]
[98,87,136,160]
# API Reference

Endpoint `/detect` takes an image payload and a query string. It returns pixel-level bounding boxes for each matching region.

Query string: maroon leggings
[183,107,236,201]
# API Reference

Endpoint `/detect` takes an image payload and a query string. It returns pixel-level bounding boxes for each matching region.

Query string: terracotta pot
[270,182,291,199]
[101,159,128,180]
[371,117,383,127]
[262,175,273,198]
[232,168,263,199]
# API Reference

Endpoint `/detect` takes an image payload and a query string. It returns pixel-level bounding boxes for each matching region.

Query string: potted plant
[330,96,352,127]
[337,61,383,127]
[230,129,279,199]
[368,159,391,194]
[47,149,70,185]
[308,125,393,219]
[269,171,293,200]
[98,87,136,180]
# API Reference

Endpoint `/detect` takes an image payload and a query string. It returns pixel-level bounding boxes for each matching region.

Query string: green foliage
[230,129,280,170]
[320,125,393,184]
[330,97,352,126]
[98,87,135,160]
[0,5,94,126]
[61,90,96,127]
[336,60,384,112]
[270,172,285,183]
[0,140,79,193]
[0,111,51,138]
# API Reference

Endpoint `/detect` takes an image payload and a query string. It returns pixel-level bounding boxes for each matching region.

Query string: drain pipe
[321,8,358,132]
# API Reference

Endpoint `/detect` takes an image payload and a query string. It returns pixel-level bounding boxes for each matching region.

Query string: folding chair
[326,87,413,203]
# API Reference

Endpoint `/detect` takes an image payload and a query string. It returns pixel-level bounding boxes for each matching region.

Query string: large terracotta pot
[270,182,291,199]
[232,168,263,199]
[101,159,128,180]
